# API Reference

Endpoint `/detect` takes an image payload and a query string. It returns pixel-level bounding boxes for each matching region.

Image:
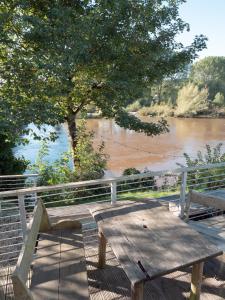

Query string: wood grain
[190,262,204,300]
[31,228,89,300]
[90,201,222,284]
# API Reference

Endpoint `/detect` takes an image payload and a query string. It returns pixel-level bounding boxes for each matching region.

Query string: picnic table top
[90,200,222,284]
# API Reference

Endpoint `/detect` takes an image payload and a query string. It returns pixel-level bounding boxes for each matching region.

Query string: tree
[175,83,208,117]
[0,135,28,175]
[1,0,207,166]
[213,92,225,107]
[190,56,225,99]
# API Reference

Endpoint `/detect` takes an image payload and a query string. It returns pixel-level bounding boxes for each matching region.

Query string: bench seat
[30,227,89,300]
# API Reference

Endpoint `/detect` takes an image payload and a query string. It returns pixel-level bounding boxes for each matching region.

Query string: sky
[178,0,225,60]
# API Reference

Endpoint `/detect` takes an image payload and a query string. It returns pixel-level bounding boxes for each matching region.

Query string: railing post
[110,181,117,205]
[18,194,27,240]
[179,171,187,219]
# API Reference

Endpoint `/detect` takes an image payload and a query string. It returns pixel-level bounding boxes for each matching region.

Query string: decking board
[30,228,89,300]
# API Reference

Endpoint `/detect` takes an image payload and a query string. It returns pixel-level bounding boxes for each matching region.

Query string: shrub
[126,100,141,112]
[178,143,225,190]
[118,168,156,191]
[30,123,109,207]
[0,134,29,176]
[213,92,225,107]
[175,83,208,117]
[139,104,174,117]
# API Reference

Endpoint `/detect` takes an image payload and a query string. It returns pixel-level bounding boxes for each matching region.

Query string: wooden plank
[189,262,204,300]
[190,190,225,210]
[39,199,51,232]
[59,229,89,300]
[189,219,225,252]
[11,273,34,300]
[31,228,89,300]
[14,200,43,284]
[51,219,81,230]
[90,201,222,283]
[30,232,60,300]
[98,231,107,268]
[131,281,144,300]
[98,224,147,284]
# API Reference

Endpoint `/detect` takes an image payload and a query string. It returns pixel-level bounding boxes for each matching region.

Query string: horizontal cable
[0,236,23,243]
[0,242,23,250]
[43,192,111,205]
[0,249,21,257]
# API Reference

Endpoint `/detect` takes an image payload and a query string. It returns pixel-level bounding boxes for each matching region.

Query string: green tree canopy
[0,0,207,163]
[190,56,225,99]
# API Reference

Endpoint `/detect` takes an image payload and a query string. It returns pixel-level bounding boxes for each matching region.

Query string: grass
[117,189,179,200]
[44,188,180,208]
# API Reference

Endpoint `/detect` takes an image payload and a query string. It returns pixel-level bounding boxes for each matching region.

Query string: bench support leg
[98,231,107,268]
[131,282,144,300]
[190,262,204,300]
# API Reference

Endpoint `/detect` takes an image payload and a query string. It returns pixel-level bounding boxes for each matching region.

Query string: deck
[46,201,225,300]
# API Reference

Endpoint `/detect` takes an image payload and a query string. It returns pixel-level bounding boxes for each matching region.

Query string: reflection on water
[15,118,225,177]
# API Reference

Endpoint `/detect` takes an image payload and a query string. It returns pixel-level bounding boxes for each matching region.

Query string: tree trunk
[66,107,78,166]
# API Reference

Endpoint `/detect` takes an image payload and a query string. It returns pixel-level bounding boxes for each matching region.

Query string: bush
[126,100,141,112]
[139,104,174,117]
[178,143,225,190]
[0,135,28,175]
[175,83,208,117]
[30,122,109,207]
[118,168,156,192]
[213,92,225,107]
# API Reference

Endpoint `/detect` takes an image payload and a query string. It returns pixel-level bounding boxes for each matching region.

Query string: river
[15,118,225,177]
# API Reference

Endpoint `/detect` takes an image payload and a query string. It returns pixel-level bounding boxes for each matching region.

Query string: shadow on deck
[47,202,225,300]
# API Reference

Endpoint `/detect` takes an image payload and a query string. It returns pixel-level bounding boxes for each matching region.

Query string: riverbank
[134,104,225,119]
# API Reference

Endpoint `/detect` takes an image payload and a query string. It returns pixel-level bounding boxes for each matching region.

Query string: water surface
[15,118,225,177]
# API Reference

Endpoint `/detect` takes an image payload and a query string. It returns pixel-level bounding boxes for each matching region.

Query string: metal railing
[0,174,39,192]
[1,162,225,298]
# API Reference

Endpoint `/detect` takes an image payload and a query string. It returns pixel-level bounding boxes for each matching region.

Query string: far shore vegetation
[125,57,225,118]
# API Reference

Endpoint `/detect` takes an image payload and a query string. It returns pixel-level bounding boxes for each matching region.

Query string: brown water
[86,117,225,177]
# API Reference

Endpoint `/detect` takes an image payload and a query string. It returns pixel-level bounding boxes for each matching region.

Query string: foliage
[190,56,225,100]
[30,124,108,206]
[175,83,208,117]
[213,92,225,107]
[0,134,28,175]
[74,121,108,180]
[31,143,73,186]
[126,101,141,113]
[179,143,225,190]
[139,103,174,117]
[1,0,207,157]
[31,124,108,186]
[118,167,156,192]
[122,168,141,176]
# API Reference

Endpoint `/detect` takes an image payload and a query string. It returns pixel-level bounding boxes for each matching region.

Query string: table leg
[190,262,204,300]
[98,231,107,268]
[131,281,144,300]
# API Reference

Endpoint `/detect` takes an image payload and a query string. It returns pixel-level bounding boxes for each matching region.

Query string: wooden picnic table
[90,200,223,300]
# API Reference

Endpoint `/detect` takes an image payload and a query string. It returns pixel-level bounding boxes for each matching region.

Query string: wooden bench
[11,199,89,300]
[187,190,225,252]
